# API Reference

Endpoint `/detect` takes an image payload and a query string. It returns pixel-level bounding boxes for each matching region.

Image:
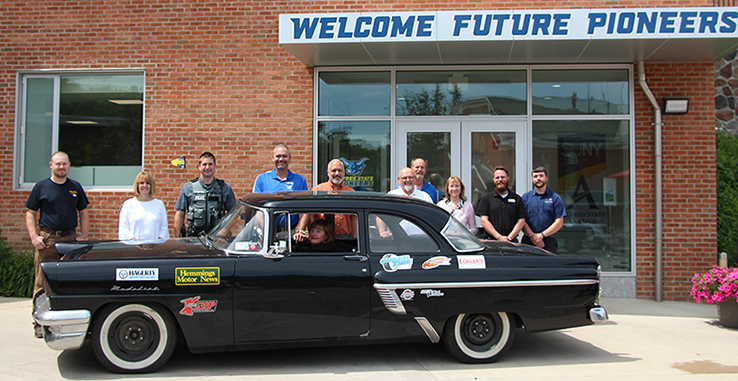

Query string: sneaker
[34,325,43,339]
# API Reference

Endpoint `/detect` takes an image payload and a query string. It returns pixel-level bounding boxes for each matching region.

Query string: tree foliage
[717,131,738,267]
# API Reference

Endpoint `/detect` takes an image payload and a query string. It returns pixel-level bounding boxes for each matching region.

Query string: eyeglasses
[400,176,415,180]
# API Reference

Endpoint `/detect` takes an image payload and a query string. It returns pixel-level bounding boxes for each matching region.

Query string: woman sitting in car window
[296,219,340,252]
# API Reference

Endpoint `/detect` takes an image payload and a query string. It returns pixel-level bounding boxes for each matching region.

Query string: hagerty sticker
[175,267,220,285]
[116,268,159,281]
[379,254,413,272]
[179,296,218,316]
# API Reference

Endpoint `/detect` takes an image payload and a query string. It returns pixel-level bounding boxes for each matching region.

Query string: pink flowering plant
[691,266,738,304]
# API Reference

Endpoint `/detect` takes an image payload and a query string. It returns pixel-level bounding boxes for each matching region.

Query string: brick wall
[0,1,718,301]
[634,62,718,301]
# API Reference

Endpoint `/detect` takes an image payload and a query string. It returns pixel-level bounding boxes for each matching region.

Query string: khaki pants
[32,231,77,313]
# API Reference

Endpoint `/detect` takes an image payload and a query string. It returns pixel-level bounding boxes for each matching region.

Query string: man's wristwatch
[540,232,546,238]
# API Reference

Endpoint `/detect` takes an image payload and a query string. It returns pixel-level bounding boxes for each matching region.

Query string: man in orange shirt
[293,159,357,241]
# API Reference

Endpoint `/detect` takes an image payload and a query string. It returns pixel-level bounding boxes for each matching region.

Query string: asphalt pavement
[1,297,737,380]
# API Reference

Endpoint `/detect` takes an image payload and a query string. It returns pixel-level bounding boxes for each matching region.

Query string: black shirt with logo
[25,177,89,232]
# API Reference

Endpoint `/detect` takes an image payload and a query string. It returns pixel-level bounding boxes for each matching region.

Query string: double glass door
[397,120,528,208]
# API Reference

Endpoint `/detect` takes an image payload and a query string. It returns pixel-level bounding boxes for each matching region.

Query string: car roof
[239,191,451,230]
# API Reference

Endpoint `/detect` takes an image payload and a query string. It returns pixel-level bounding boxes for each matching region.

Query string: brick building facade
[1,1,731,301]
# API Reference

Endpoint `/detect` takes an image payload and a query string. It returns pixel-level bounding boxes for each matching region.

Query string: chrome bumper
[33,294,91,350]
[589,306,609,323]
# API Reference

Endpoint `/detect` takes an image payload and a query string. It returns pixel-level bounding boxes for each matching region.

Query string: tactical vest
[185,178,225,237]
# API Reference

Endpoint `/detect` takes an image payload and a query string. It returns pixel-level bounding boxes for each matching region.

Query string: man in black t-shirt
[476,166,526,242]
[25,151,89,338]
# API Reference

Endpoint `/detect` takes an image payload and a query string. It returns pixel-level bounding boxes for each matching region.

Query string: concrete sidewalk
[1,297,736,380]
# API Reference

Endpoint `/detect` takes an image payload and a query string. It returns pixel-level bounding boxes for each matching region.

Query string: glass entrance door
[397,120,528,208]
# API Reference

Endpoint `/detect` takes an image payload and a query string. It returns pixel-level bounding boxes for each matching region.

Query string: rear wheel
[91,303,176,373]
[442,312,515,363]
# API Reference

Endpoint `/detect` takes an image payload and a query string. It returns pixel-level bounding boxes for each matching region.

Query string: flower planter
[718,300,738,328]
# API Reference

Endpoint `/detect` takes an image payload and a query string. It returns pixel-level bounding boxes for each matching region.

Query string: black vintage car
[34,191,607,373]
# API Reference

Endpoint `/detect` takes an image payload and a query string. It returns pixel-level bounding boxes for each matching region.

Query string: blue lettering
[637,12,657,33]
[617,12,635,34]
[699,11,719,33]
[493,14,510,36]
[337,17,352,38]
[588,13,607,34]
[659,12,677,33]
[473,14,492,36]
[391,16,415,37]
[512,14,530,36]
[720,11,738,33]
[679,11,697,33]
[319,17,336,39]
[354,16,371,38]
[552,14,570,35]
[607,13,616,34]
[291,18,319,39]
[417,15,434,37]
[372,16,389,37]
[531,14,551,35]
[453,15,471,36]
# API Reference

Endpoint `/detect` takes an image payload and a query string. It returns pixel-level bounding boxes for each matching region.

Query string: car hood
[480,240,557,256]
[55,238,223,260]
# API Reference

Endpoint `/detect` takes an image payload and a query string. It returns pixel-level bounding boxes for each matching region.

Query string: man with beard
[476,165,527,242]
[252,144,308,193]
[25,151,89,338]
[409,158,439,203]
[522,166,566,253]
[294,159,357,241]
[388,167,433,203]
[174,152,237,237]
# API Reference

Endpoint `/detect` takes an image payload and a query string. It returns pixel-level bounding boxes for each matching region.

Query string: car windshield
[209,203,266,253]
[441,217,484,252]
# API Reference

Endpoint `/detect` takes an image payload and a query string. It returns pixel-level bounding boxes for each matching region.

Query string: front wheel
[92,303,177,373]
[442,312,515,363]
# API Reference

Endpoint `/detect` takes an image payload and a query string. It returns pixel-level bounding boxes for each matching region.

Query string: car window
[274,211,359,254]
[368,212,439,253]
[211,205,266,253]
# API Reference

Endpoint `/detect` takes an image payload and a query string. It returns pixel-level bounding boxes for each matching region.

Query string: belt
[40,227,75,237]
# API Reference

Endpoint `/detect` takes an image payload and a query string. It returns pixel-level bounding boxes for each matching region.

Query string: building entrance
[397,120,528,208]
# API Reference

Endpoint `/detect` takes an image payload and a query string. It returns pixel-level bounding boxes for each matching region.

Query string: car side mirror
[264,241,286,260]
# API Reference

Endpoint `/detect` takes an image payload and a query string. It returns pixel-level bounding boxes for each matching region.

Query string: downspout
[637,60,663,302]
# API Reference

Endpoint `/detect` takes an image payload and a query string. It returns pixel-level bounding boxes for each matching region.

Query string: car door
[233,210,371,342]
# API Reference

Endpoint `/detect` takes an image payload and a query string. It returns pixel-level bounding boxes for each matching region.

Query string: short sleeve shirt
[174,178,237,212]
[25,177,89,231]
[253,170,308,193]
[312,181,355,236]
[521,188,567,234]
[476,190,526,237]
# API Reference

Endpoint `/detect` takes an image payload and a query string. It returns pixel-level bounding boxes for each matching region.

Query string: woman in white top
[118,171,170,240]
[436,176,478,235]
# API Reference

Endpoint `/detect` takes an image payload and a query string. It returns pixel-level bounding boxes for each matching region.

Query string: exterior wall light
[662,98,689,114]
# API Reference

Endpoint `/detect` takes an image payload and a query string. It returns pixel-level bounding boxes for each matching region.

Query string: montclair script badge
[175,267,220,286]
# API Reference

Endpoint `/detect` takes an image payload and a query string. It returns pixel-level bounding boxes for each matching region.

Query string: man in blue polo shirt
[253,144,308,193]
[522,166,567,253]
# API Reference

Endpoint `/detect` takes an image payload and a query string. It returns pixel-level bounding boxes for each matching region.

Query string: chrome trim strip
[374,279,598,291]
[414,317,440,343]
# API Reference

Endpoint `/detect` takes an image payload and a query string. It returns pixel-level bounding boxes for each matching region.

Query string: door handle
[343,255,368,262]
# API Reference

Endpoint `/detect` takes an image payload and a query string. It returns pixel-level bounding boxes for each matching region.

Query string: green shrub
[717,131,738,267]
[0,235,34,298]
